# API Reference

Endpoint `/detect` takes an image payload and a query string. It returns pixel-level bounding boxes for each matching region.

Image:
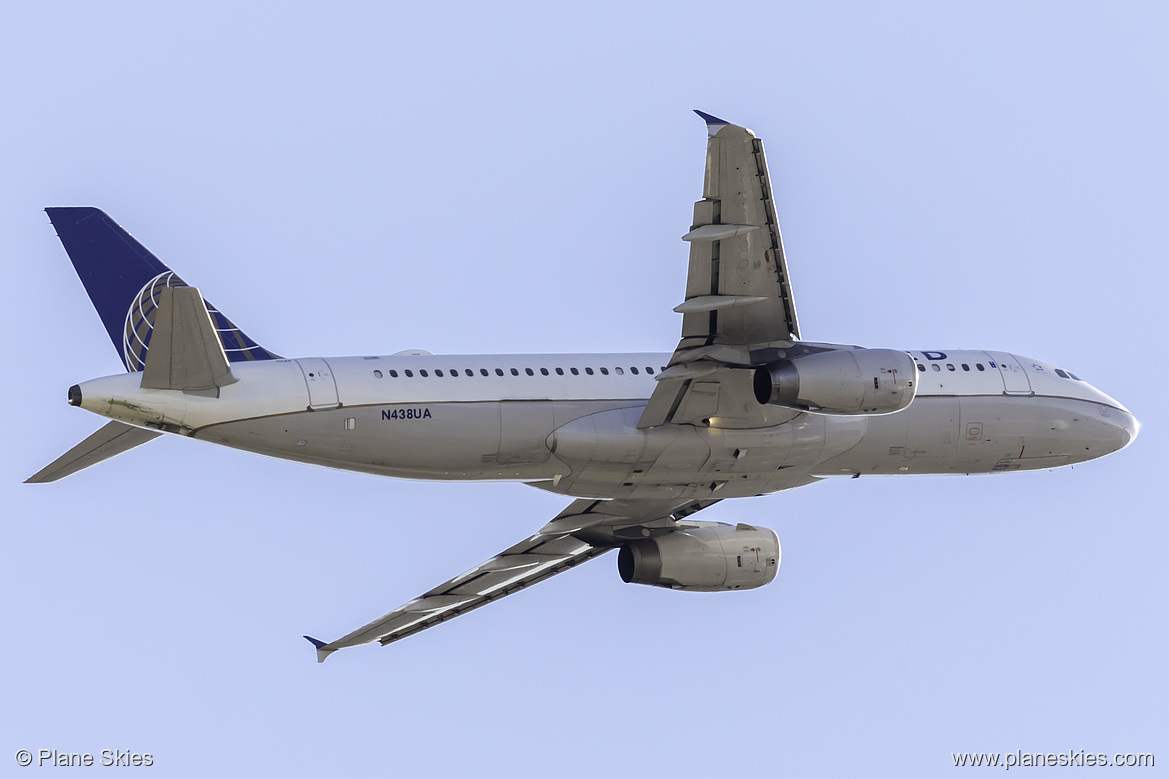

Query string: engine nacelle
[753,348,917,415]
[618,523,780,591]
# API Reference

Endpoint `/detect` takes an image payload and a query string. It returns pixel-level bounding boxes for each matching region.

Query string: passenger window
[631,367,640,375]
[931,364,941,372]
[615,367,624,375]
[404,369,414,377]
[389,370,399,378]
[420,370,429,377]
[570,367,579,375]
[946,364,955,371]
[976,363,985,371]
[646,367,654,374]
[961,364,970,371]
[917,364,925,372]
[510,368,519,376]
[374,370,383,378]
[540,368,549,376]
[555,367,564,375]
[464,369,474,377]
[435,369,444,377]
[600,367,609,375]
[525,368,534,376]
[585,367,595,375]
[480,368,489,377]
[495,368,504,376]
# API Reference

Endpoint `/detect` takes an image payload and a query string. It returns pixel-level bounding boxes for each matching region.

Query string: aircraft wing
[305,497,717,661]
[640,111,801,428]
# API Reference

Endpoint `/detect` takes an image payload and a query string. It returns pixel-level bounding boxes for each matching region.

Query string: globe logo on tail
[122,271,188,372]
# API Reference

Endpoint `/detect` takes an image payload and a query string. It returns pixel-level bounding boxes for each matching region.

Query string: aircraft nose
[1090,404,1139,456]
[1110,407,1139,451]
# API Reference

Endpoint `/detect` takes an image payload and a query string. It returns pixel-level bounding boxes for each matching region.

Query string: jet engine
[753,348,917,415]
[618,523,780,591]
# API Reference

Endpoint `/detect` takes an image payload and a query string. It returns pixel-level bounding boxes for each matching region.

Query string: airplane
[28,111,1138,662]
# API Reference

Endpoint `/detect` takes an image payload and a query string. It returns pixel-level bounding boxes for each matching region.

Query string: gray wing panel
[307,498,719,661]
[679,118,799,347]
[25,421,162,483]
[639,115,800,430]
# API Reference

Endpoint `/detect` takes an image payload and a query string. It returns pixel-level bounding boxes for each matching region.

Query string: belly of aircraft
[813,395,1117,475]
[194,399,848,496]
[196,400,559,481]
[193,392,1113,498]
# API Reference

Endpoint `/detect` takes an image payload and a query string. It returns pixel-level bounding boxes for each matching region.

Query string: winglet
[694,109,730,126]
[303,635,335,664]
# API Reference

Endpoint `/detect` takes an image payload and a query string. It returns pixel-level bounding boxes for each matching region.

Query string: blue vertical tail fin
[46,207,280,371]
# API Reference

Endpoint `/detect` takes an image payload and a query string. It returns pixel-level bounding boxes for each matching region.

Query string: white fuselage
[73,348,1137,502]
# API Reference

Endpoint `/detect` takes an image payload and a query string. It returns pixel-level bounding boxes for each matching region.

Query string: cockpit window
[1055,368,1084,381]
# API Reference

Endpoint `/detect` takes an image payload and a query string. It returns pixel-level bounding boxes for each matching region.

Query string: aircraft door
[296,358,341,410]
[984,352,1032,396]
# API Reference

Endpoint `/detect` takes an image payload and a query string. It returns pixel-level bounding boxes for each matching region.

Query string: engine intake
[753,348,917,415]
[618,523,780,591]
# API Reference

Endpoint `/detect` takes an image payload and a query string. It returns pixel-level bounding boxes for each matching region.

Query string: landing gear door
[985,352,1032,396]
[296,358,341,410]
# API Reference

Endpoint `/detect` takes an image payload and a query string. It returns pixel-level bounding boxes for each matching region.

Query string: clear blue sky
[2,2,1164,776]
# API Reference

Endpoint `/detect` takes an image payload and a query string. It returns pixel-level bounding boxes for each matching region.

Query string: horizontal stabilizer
[141,286,238,392]
[26,421,161,483]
